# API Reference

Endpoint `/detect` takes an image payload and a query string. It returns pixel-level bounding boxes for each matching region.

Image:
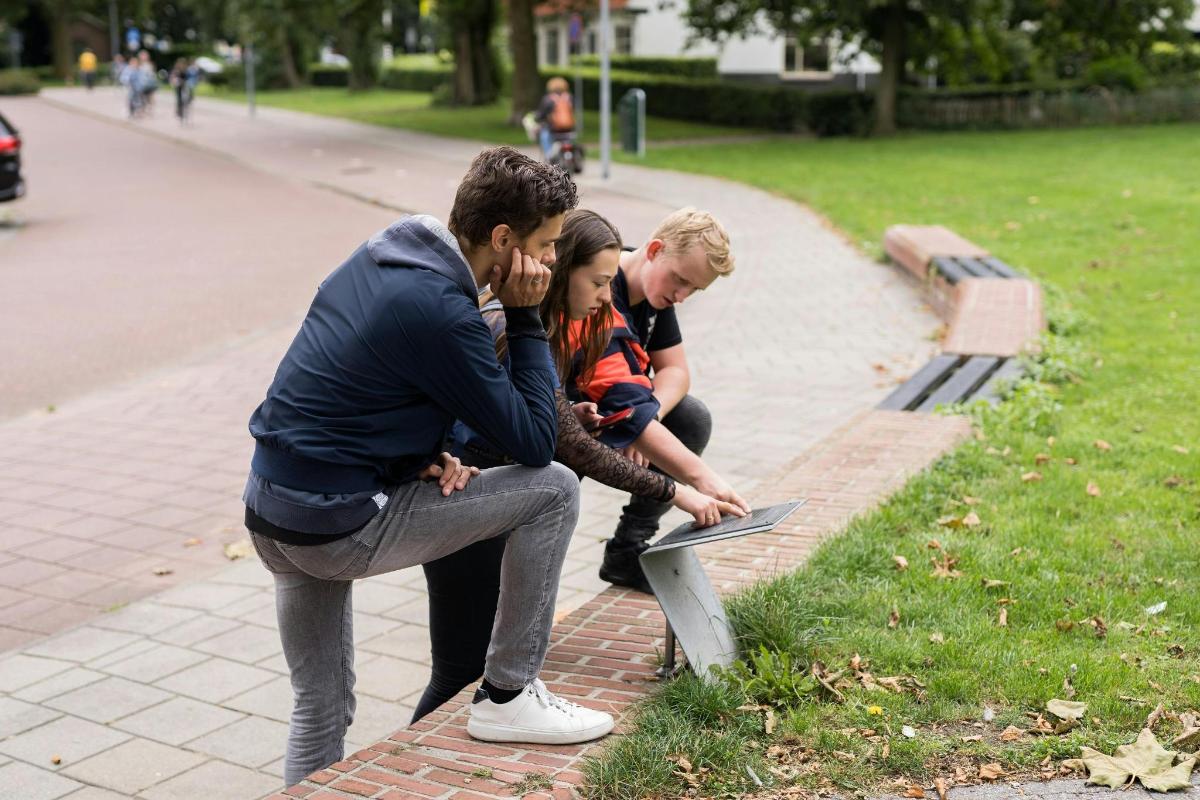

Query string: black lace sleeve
[554,392,675,503]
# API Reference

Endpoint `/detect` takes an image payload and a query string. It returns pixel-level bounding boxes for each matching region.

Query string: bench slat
[931,256,969,284]
[916,355,1001,412]
[972,357,1025,405]
[981,256,1021,279]
[877,354,963,411]
[956,257,992,278]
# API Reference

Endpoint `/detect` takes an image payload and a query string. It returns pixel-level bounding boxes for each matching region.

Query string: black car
[0,111,24,203]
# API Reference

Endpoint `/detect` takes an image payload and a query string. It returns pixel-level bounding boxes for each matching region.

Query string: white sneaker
[467,679,615,744]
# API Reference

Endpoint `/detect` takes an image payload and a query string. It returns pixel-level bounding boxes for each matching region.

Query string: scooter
[548,132,585,175]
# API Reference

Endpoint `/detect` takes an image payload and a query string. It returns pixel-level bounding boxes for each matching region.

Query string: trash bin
[617,88,646,157]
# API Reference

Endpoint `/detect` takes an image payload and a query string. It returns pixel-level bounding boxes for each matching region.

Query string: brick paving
[0,87,940,798]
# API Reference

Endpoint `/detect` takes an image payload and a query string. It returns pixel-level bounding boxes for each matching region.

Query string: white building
[533,0,880,86]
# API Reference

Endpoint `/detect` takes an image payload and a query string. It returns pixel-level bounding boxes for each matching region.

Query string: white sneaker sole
[467,715,614,744]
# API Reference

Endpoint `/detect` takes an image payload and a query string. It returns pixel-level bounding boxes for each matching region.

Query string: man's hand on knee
[420,452,482,496]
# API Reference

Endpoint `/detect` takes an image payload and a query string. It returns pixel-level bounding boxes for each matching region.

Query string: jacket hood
[366,215,478,301]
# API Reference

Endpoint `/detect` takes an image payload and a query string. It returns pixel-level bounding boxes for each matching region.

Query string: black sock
[480,679,523,705]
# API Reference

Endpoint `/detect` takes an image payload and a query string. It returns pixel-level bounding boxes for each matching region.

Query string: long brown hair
[540,209,622,384]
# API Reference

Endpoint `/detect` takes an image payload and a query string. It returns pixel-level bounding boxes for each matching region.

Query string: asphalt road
[0,95,396,420]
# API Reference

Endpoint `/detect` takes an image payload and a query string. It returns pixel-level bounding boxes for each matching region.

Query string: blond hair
[547,76,569,93]
[650,207,734,276]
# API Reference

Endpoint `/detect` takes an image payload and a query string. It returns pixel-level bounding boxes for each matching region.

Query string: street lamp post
[245,43,256,118]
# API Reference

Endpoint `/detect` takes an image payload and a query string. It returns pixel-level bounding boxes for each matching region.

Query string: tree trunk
[507,0,540,124]
[47,0,73,80]
[454,28,478,104]
[276,25,303,89]
[342,0,382,90]
[873,0,905,136]
[450,2,498,106]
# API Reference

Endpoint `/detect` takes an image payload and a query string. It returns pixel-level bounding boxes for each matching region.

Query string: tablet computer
[643,499,806,553]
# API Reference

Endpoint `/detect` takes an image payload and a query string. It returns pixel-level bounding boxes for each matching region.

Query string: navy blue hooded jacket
[244,215,558,536]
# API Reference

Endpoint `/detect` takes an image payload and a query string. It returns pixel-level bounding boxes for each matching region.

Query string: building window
[614,24,632,55]
[783,35,832,74]
[544,26,560,64]
[806,38,830,71]
[784,36,799,73]
[587,30,596,55]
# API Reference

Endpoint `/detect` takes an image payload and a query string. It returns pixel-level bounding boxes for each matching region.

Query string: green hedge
[307,61,451,92]
[0,69,40,96]
[807,91,874,137]
[896,83,1200,130]
[309,64,350,86]
[541,67,808,131]
[568,55,717,79]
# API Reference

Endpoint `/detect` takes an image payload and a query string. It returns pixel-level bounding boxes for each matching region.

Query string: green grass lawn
[584,125,1200,797]
[203,86,766,146]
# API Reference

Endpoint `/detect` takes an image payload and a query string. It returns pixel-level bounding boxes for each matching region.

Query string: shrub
[0,69,40,96]
[309,63,350,87]
[1085,55,1149,92]
[543,67,808,131]
[569,54,718,79]
[806,90,875,137]
[379,62,451,92]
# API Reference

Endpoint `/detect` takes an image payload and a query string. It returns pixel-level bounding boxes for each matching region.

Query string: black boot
[599,538,654,594]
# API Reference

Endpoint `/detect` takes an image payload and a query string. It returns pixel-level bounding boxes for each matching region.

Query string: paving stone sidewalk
[0,87,938,798]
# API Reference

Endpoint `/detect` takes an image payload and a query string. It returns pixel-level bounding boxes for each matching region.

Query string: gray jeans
[249,462,580,786]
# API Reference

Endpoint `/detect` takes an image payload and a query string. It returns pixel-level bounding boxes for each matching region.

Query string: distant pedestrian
[120,54,144,117]
[110,54,125,86]
[169,58,197,123]
[138,50,158,113]
[78,48,97,90]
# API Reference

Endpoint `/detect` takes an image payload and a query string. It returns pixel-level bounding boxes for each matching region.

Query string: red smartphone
[593,407,635,429]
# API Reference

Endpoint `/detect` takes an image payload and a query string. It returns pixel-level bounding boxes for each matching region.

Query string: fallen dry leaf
[1034,453,1052,465]
[1047,699,1087,721]
[926,539,943,550]
[893,555,909,571]
[1022,471,1043,482]
[765,708,776,735]
[904,787,925,798]
[962,511,981,527]
[224,540,254,560]
[962,496,981,506]
[998,608,1008,627]
[1000,725,1024,742]
[962,735,983,742]
[929,632,945,645]
[183,537,202,547]
[978,762,1004,781]
[1094,439,1113,451]
[888,607,901,629]
[152,567,173,576]
[930,554,963,579]
[1079,728,1196,791]
[1065,457,1078,465]
[1164,475,1184,488]
[982,578,1010,589]
[50,755,61,765]
[1146,702,1165,731]
[1086,482,1101,497]
[934,777,948,800]
[1172,445,1189,454]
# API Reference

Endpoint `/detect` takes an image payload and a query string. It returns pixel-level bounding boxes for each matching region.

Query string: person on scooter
[534,77,576,161]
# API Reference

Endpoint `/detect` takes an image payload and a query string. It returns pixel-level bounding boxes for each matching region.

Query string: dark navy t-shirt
[610,267,683,353]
